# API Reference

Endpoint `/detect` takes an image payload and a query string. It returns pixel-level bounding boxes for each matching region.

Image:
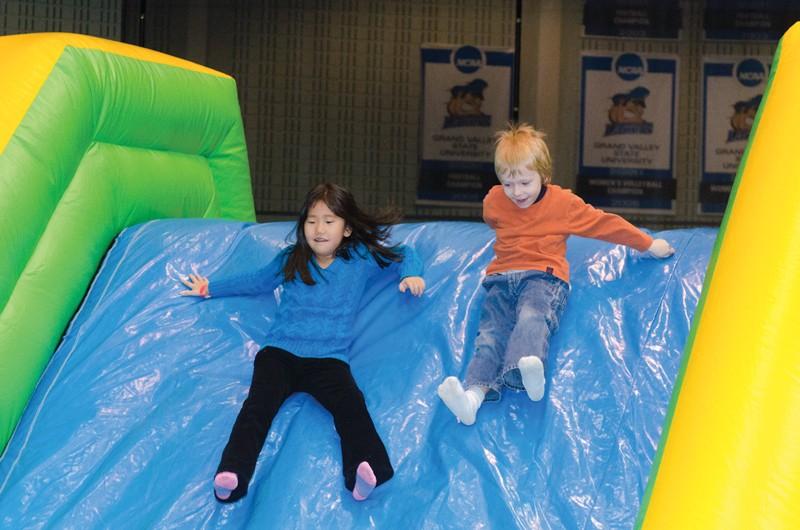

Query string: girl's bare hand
[399,276,426,297]
[179,273,210,297]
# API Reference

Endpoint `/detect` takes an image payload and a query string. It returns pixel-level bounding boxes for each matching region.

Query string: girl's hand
[648,238,675,258]
[179,273,210,297]
[399,276,426,297]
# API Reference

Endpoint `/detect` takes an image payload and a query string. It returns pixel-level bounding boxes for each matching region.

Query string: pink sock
[352,461,377,501]
[214,471,238,501]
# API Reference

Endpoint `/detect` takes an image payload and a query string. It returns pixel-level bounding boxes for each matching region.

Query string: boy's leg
[518,356,546,401]
[301,358,394,499]
[215,347,294,503]
[437,378,485,425]
[444,279,513,421]
[504,275,568,401]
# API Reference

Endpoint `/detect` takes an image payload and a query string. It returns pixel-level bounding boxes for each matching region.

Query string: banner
[578,52,678,213]
[417,44,514,206]
[701,56,770,214]
[704,0,800,41]
[583,0,682,39]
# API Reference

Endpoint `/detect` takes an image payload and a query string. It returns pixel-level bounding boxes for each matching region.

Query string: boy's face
[499,166,542,209]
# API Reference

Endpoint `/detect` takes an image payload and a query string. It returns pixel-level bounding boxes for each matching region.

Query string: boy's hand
[399,276,426,297]
[179,273,210,297]
[648,239,675,258]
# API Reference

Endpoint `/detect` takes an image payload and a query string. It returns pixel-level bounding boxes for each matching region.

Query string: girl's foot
[519,356,545,401]
[352,461,377,501]
[214,471,239,501]
[437,377,481,425]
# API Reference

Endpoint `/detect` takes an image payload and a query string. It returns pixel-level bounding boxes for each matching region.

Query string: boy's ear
[344,225,353,237]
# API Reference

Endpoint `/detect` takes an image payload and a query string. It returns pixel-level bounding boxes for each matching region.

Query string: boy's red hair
[494,122,553,184]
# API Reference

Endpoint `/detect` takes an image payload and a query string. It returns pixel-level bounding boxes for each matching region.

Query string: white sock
[437,377,483,425]
[518,356,545,401]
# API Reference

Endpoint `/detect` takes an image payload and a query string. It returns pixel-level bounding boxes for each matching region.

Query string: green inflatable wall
[0,33,255,452]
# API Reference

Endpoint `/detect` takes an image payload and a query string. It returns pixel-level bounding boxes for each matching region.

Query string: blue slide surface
[0,220,715,529]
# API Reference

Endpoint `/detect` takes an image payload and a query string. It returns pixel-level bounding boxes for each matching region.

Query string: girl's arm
[179,274,210,297]
[399,275,425,296]
[179,250,286,298]
[395,245,426,297]
[359,243,426,296]
[396,244,424,279]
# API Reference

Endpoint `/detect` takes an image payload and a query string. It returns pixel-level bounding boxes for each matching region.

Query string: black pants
[215,346,394,502]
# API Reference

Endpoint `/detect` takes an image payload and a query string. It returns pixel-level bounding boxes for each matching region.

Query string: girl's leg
[353,461,377,501]
[300,358,393,499]
[215,347,294,503]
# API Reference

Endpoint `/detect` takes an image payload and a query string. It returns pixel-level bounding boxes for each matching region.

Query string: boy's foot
[519,356,545,401]
[352,461,377,501]
[437,377,480,425]
[214,471,239,501]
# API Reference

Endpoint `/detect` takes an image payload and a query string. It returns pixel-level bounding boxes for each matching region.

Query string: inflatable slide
[0,218,714,527]
[1,23,798,528]
[0,33,254,452]
[636,21,800,530]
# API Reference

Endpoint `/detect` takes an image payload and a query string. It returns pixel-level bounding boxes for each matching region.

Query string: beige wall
[201,0,519,221]
[0,0,121,38]
[522,0,774,228]
[3,1,778,228]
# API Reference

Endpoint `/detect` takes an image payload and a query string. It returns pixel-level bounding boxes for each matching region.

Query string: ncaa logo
[454,46,483,74]
[615,53,645,81]
[736,59,765,87]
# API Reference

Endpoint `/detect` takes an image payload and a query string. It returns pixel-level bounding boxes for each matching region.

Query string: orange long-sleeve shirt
[483,184,653,283]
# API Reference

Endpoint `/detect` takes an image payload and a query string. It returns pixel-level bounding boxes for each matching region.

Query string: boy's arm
[566,192,654,251]
[647,238,675,258]
[482,191,498,229]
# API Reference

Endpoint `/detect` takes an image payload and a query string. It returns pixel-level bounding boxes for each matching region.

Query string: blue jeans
[464,270,569,401]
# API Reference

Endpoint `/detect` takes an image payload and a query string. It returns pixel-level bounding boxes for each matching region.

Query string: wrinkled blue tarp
[0,220,716,529]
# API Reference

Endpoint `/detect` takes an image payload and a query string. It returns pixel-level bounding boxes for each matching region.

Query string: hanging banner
[704,0,800,41]
[583,0,682,39]
[417,44,514,206]
[701,56,770,214]
[578,52,678,213]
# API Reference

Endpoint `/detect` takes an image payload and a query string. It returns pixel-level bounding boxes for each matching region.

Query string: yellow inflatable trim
[638,22,800,530]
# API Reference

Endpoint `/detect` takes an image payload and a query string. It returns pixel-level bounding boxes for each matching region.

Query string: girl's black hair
[283,183,403,285]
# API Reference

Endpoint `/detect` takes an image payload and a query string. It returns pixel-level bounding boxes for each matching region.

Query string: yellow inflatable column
[638,22,800,530]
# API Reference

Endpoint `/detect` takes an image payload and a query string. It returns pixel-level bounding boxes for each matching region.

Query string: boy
[438,123,674,425]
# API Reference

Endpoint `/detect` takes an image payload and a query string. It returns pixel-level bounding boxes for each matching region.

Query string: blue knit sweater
[209,244,423,363]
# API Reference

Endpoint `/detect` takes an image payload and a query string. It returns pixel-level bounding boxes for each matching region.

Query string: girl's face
[498,166,542,209]
[304,200,352,266]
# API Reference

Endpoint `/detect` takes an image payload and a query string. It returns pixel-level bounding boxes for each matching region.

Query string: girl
[180,183,425,503]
